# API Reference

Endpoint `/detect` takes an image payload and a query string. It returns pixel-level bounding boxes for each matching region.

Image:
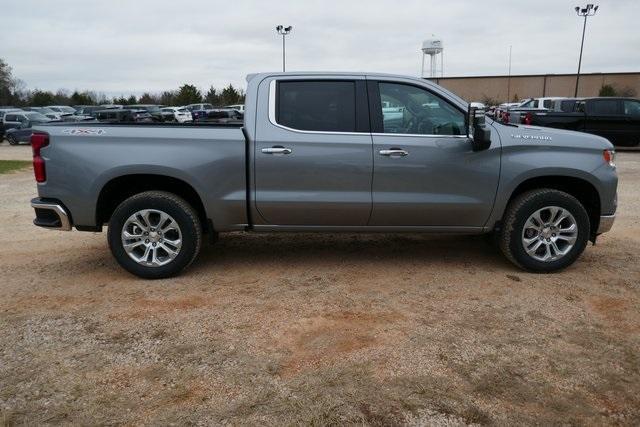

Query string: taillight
[31,131,50,182]
[523,112,533,125]
[603,149,616,168]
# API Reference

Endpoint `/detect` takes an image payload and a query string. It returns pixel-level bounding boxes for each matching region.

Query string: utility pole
[275,25,292,72]
[507,45,512,103]
[574,4,598,97]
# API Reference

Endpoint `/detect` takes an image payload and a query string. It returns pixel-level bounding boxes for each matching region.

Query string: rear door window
[5,114,18,121]
[623,100,640,117]
[276,80,356,132]
[587,99,620,115]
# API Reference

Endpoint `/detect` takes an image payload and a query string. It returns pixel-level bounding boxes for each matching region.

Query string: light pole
[574,4,598,97]
[275,25,292,72]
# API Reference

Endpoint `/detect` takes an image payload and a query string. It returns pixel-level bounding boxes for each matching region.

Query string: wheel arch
[501,175,601,239]
[95,174,208,231]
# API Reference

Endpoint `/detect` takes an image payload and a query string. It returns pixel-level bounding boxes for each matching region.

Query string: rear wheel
[7,134,17,145]
[107,191,202,279]
[499,189,590,272]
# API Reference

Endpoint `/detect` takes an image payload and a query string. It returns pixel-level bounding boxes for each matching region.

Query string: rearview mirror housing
[468,106,492,151]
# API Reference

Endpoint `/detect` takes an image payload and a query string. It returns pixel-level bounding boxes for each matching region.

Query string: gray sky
[2,0,638,97]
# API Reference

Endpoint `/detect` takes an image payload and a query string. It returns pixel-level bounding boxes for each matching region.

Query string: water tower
[421,37,444,78]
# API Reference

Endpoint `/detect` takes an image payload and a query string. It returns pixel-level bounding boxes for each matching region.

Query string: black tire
[7,135,17,145]
[107,191,202,279]
[499,189,590,272]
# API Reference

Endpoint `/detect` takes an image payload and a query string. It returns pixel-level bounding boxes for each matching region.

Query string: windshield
[24,112,49,121]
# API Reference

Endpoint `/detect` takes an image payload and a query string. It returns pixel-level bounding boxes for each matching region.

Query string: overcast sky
[2,0,638,97]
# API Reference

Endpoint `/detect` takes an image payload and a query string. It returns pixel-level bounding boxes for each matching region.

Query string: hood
[491,121,613,151]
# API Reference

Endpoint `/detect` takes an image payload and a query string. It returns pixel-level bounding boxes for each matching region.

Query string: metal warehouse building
[429,72,640,103]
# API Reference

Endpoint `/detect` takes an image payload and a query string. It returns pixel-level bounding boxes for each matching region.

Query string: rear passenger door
[254,77,373,226]
[585,99,624,144]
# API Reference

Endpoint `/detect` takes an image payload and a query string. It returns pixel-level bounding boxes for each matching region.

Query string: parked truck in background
[29,72,618,279]
[521,97,640,147]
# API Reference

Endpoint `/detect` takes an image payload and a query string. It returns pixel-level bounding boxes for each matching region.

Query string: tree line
[0,58,245,107]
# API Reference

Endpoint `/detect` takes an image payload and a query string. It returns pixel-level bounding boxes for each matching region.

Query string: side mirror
[468,106,492,151]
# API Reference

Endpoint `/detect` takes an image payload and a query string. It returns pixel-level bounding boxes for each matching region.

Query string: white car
[163,107,193,123]
[224,104,245,113]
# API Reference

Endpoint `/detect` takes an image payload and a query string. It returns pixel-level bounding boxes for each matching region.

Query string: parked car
[94,109,153,123]
[524,97,640,146]
[161,107,193,123]
[196,108,243,124]
[3,111,53,132]
[22,107,62,120]
[224,104,245,113]
[29,72,617,279]
[3,112,51,144]
[506,97,568,124]
[46,105,77,115]
[5,126,35,145]
[186,103,214,120]
[0,108,23,139]
[128,105,164,122]
[75,105,107,117]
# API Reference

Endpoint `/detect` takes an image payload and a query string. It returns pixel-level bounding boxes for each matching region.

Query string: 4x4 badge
[63,128,106,136]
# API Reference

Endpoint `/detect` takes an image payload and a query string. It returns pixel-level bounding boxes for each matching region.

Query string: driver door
[367,80,500,227]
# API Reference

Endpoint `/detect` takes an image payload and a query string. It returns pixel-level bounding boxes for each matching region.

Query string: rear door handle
[262,146,292,155]
[379,148,409,157]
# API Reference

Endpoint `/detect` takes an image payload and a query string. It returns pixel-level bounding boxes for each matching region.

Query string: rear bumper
[31,198,72,231]
[597,214,615,234]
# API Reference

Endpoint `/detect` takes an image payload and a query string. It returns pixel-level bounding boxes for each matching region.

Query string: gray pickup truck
[30,72,618,279]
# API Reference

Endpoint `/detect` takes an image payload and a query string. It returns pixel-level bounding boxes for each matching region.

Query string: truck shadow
[195,232,508,271]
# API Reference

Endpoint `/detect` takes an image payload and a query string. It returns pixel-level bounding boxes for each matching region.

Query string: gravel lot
[1,143,639,425]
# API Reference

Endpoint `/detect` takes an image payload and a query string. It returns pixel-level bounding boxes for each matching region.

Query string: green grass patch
[0,160,31,174]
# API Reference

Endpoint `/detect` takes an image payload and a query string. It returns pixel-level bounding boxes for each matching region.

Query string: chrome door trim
[267,79,366,136]
[372,132,469,139]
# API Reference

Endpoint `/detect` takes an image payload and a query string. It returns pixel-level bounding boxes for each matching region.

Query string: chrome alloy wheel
[521,206,578,262]
[121,209,182,267]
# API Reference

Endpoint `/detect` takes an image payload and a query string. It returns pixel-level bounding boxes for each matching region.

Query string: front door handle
[379,148,409,157]
[262,146,292,155]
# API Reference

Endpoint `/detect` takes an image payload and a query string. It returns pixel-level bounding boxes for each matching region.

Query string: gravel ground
[1,145,639,425]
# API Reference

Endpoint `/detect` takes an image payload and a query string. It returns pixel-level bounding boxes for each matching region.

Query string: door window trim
[268,79,369,135]
[367,80,469,138]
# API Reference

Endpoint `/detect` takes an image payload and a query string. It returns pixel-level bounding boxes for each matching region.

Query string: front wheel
[107,191,202,279]
[499,189,590,272]
[7,135,17,145]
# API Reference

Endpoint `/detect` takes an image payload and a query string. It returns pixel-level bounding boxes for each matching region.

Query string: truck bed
[34,122,249,230]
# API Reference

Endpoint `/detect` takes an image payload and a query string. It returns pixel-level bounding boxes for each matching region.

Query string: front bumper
[597,214,615,234]
[31,198,72,231]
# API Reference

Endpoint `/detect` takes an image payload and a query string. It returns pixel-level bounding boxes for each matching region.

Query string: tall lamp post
[275,25,292,72]
[574,4,598,97]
